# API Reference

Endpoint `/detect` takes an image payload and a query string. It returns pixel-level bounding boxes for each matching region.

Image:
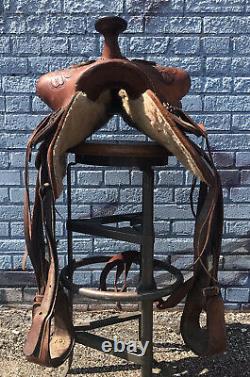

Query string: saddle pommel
[95,16,127,59]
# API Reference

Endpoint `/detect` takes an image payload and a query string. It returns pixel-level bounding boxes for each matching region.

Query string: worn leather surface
[23,16,226,368]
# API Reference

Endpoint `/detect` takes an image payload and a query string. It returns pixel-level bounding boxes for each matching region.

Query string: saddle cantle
[23,16,226,367]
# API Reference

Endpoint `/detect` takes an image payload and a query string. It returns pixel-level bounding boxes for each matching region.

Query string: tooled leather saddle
[23,16,226,367]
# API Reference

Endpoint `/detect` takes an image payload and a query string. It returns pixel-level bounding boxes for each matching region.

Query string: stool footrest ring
[60,254,184,302]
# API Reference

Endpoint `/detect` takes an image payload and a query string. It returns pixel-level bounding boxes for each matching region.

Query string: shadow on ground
[69,322,250,377]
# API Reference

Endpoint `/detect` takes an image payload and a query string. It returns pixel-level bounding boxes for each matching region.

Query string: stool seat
[69,141,171,167]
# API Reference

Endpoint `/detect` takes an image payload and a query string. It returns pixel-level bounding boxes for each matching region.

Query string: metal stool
[61,141,183,377]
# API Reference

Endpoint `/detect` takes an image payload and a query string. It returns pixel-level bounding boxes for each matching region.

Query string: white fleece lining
[53,90,111,196]
[119,89,206,182]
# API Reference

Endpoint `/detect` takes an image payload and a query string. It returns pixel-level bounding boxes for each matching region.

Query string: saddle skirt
[23,16,226,368]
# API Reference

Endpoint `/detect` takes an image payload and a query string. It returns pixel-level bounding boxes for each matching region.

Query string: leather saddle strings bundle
[23,16,226,367]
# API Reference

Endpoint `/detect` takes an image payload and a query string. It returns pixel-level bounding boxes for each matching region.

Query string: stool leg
[139,167,155,377]
[67,163,74,307]
[66,163,75,372]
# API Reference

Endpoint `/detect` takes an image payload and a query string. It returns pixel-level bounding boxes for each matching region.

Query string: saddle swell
[23,16,226,368]
[36,59,191,110]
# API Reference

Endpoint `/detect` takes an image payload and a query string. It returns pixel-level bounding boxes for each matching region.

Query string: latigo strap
[23,16,226,367]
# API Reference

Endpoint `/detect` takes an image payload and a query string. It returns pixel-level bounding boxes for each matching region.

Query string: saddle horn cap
[95,16,127,59]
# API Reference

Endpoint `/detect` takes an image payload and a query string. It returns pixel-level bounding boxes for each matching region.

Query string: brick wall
[0,0,249,308]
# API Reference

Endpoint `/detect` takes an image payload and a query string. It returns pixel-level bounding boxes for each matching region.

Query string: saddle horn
[96,16,127,60]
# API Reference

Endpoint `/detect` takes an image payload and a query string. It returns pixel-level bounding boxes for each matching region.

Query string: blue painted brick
[202,37,230,54]
[0,188,9,203]
[175,187,199,204]
[206,57,231,76]
[171,37,200,55]
[0,239,25,252]
[145,17,202,34]
[199,115,231,132]
[232,115,250,130]
[171,255,193,270]
[5,96,30,113]
[186,0,244,13]
[154,221,171,236]
[0,256,12,269]
[172,221,195,236]
[0,96,4,111]
[181,95,202,111]
[225,221,250,236]
[120,188,142,203]
[0,37,10,53]
[104,170,129,185]
[224,254,250,270]
[4,114,43,130]
[232,57,250,75]
[145,0,184,14]
[204,96,250,112]
[77,170,103,186]
[9,188,24,203]
[69,36,97,55]
[41,37,68,54]
[190,77,203,92]
[0,152,9,168]
[219,170,240,187]
[158,171,183,186]
[4,15,26,34]
[232,36,250,55]
[64,0,123,13]
[48,15,87,34]
[72,188,118,203]
[10,222,25,238]
[130,37,170,54]
[226,288,249,303]
[0,133,29,149]
[241,170,250,185]
[236,152,250,168]
[154,188,173,203]
[28,57,49,74]
[9,152,25,168]
[219,271,249,287]
[166,57,203,75]
[125,0,145,13]
[12,36,41,55]
[0,58,28,74]
[4,0,62,13]
[0,170,20,186]
[2,76,36,93]
[0,223,9,237]
[230,188,250,203]
[203,77,232,93]
[224,204,250,219]
[0,205,24,221]
[126,16,144,33]
[130,170,142,185]
[154,237,193,254]
[234,78,250,94]
[204,17,250,34]
[212,152,234,168]
[155,204,192,220]
[32,97,50,112]
[26,15,50,34]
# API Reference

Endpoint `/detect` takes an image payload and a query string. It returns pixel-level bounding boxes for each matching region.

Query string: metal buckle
[202,286,220,297]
